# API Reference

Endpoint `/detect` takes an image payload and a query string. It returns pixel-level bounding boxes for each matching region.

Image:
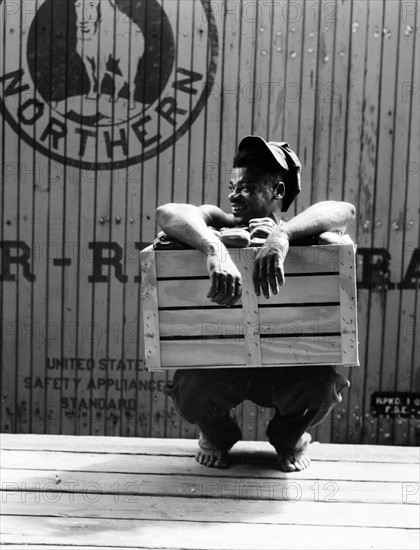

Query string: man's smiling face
[229,167,282,226]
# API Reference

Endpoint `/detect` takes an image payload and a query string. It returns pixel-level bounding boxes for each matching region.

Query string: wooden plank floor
[1,435,419,550]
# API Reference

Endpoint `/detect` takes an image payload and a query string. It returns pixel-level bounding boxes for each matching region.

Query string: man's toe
[293,456,311,471]
[278,456,296,472]
[214,456,228,469]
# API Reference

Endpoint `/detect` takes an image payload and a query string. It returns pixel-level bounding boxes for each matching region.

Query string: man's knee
[165,370,235,421]
[270,366,350,415]
[310,367,350,407]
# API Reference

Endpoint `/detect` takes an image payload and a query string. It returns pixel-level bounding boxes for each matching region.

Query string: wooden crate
[140,245,359,371]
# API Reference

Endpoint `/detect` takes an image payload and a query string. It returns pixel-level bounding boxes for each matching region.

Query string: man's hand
[206,249,242,306]
[253,231,290,298]
[249,217,277,239]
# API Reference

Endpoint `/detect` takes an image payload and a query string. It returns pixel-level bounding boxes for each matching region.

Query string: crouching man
[156,136,355,472]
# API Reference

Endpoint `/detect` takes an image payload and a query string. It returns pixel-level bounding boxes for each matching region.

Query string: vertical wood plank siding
[1,0,419,444]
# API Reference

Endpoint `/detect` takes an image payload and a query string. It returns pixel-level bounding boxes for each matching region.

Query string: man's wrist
[268,227,291,246]
[202,239,226,258]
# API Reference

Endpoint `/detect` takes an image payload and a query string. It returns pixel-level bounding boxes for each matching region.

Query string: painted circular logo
[0,0,218,169]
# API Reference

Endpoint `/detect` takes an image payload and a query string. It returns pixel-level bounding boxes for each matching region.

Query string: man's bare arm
[253,201,356,297]
[156,203,241,305]
[279,201,356,240]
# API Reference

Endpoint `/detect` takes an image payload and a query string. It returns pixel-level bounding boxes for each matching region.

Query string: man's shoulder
[198,204,235,229]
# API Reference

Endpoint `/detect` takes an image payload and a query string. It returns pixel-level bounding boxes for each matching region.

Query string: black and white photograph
[0,0,419,548]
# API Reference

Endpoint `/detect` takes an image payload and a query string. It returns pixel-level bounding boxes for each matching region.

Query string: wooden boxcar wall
[1,0,419,445]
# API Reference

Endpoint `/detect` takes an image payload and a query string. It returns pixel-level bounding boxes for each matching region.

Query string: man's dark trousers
[164,366,350,452]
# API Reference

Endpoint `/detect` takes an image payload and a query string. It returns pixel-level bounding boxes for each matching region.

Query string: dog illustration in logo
[74,0,145,104]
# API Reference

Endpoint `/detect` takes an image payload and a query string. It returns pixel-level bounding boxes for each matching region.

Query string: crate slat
[157,275,339,309]
[239,249,262,366]
[155,246,340,278]
[160,337,342,369]
[339,244,359,366]
[159,305,340,338]
[140,249,161,370]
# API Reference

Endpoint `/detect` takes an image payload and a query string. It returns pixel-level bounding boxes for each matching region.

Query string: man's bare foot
[277,432,312,472]
[195,434,228,469]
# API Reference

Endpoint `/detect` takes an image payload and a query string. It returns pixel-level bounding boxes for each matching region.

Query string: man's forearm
[156,203,242,306]
[275,201,356,242]
[156,203,223,256]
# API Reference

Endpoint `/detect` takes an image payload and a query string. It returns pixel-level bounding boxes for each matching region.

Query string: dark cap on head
[238,135,301,211]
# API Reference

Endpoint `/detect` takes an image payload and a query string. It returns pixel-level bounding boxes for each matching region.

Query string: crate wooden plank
[339,244,359,366]
[238,248,262,365]
[157,274,339,308]
[160,305,341,337]
[160,340,246,367]
[154,245,340,277]
[260,337,342,366]
[140,248,161,370]
[160,336,342,368]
